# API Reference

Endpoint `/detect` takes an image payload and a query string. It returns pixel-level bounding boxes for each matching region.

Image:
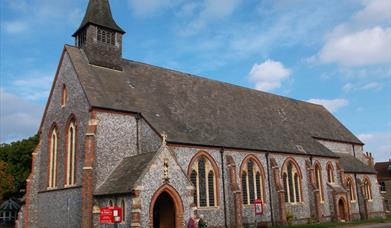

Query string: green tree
[0,135,38,200]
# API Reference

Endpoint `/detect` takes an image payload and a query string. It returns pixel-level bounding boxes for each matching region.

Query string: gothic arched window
[346,177,356,201]
[61,84,67,107]
[97,26,116,45]
[327,163,335,183]
[241,156,265,205]
[315,163,325,202]
[282,158,302,203]
[65,118,77,186]
[363,177,372,200]
[48,126,58,188]
[189,152,218,208]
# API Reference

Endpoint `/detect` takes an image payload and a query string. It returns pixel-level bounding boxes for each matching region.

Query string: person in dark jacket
[198,214,207,228]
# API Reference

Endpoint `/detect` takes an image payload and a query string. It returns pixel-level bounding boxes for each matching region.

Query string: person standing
[187,213,197,228]
[198,214,207,228]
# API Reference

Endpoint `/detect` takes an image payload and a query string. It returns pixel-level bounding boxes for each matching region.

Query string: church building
[18,0,384,227]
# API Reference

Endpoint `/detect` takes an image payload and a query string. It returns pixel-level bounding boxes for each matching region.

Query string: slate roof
[375,161,391,180]
[94,152,156,196]
[73,0,125,36]
[65,45,363,158]
[337,153,376,174]
[327,183,346,193]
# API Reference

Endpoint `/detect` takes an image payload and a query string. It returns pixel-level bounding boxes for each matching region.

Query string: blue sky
[1,0,390,161]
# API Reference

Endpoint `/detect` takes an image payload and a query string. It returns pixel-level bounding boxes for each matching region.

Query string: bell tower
[73,0,125,70]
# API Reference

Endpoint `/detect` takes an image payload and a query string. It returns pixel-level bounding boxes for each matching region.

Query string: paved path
[339,223,391,228]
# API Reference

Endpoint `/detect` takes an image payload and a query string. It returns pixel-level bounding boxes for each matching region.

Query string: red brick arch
[281,156,303,178]
[149,184,184,228]
[187,150,220,177]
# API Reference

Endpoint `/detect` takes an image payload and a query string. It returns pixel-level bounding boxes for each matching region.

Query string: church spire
[72,0,125,37]
[73,0,125,71]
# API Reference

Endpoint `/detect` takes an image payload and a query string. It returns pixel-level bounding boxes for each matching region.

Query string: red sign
[254,199,264,215]
[100,207,122,224]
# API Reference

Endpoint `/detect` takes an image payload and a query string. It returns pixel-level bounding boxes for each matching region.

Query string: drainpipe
[220,148,228,228]
[266,152,274,226]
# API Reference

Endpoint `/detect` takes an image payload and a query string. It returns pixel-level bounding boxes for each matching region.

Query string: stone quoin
[17,0,385,227]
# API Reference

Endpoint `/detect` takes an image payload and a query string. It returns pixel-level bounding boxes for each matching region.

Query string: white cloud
[353,0,391,25]
[307,98,348,113]
[358,132,391,162]
[2,21,28,34]
[179,0,241,35]
[200,0,240,19]
[128,0,183,16]
[318,27,391,66]
[0,89,43,143]
[360,82,382,90]
[343,81,382,92]
[343,83,354,92]
[2,0,83,35]
[8,73,52,101]
[248,59,291,91]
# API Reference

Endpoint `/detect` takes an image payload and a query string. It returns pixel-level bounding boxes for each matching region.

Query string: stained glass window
[256,172,261,200]
[282,159,302,203]
[242,172,248,205]
[198,158,207,207]
[191,170,197,205]
[208,171,215,206]
[283,173,288,202]
[189,153,218,207]
[241,157,265,205]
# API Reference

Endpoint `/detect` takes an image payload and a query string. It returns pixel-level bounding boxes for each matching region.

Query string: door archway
[338,198,347,221]
[149,184,184,228]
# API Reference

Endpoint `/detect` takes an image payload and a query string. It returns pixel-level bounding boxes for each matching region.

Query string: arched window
[363,177,372,200]
[241,156,265,205]
[108,200,113,207]
[189,153,218,208]
[282,158,302,203]
[346,177,356,201]
[48,127,58,188]
[327,163,335,183]
[315,163,324,202]
[61,84,67,107]
[97,26,116,45]
[65,119,76,186]
[120,199,126,222]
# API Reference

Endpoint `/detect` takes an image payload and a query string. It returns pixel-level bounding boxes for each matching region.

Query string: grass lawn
[282,215,391,228]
